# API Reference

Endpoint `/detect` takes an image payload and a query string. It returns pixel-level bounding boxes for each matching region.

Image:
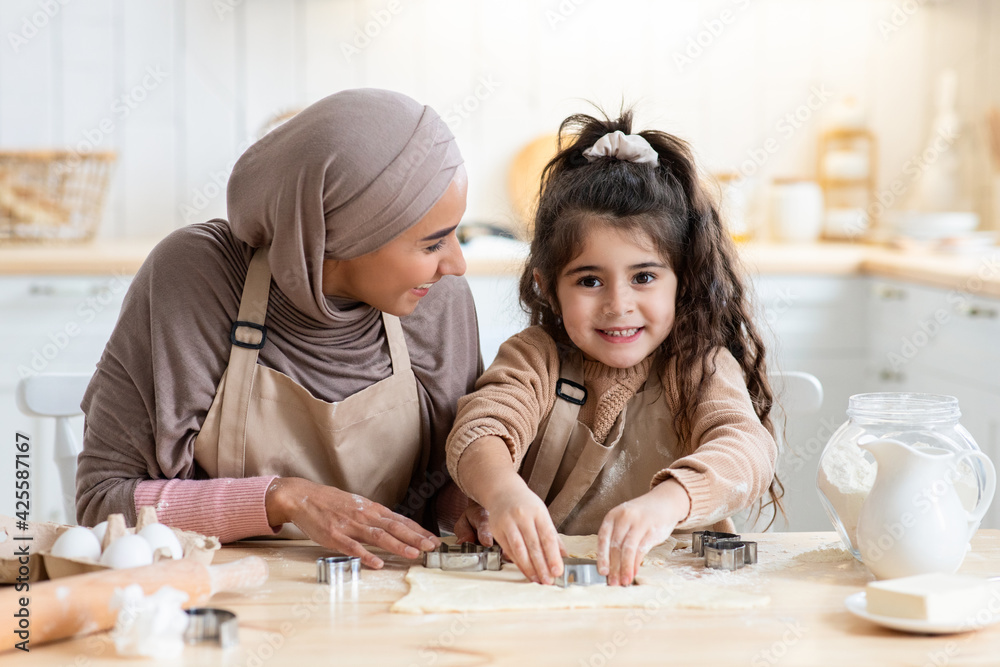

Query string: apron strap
[218,247,272,478]
[381,312,411,374]
[525,361,586,503]
[546,409,624,528]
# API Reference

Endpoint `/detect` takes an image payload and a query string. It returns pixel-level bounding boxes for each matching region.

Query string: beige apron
[194,247,422,534]
[519,351,735,536]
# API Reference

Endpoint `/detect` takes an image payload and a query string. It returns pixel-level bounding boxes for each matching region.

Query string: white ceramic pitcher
[856,438,996,580]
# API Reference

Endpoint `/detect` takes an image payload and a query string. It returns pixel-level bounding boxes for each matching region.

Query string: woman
[76,89,481,569]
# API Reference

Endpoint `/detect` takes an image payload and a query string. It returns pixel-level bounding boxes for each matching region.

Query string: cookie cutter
[704,541,757,571]
[691,530,740,556]
[691,531,757,571]
[316,555,361,585]
[422,543,503,571]
[184,608,239,649]
[554,557,607,587]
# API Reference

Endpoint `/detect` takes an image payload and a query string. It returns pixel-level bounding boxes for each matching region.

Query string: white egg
[99,534,154,569]
[138,523,184,560]
[50,526,102,561]
[90,521,108,545]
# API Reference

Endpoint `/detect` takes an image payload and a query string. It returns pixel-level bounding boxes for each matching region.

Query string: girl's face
[321,168,468,316]
[546,222,677,369]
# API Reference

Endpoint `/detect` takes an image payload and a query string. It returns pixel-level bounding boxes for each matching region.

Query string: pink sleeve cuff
[134,476,280,543]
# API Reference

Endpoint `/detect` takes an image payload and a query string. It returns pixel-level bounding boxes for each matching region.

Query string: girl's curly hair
[518,109,783,525]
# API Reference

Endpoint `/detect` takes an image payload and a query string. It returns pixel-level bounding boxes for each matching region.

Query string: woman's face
[322,169,468,316]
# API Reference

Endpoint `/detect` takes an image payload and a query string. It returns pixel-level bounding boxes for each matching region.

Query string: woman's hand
[453,500,493,547]
[265,477,440,569]
[597,479,691,586]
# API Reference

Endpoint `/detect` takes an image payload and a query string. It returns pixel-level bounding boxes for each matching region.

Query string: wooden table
[20,531,1000,666]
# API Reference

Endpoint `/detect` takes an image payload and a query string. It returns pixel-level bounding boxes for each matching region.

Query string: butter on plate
[867,573,992,623]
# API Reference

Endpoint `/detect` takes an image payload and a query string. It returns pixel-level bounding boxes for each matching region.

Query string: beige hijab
[227,87,464,322]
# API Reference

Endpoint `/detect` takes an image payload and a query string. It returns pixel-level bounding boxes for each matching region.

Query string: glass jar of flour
[816,393,991,561]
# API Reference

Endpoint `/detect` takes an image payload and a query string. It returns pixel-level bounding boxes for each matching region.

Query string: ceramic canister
[771,180,823,242]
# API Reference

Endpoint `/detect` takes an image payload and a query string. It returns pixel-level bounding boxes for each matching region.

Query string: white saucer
[845,592,1000,635]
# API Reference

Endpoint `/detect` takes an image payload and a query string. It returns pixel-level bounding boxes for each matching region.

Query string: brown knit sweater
[446,326,777,530]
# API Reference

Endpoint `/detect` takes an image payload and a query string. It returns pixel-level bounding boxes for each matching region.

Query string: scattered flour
[793,543,853,564]
[110,584,189,658]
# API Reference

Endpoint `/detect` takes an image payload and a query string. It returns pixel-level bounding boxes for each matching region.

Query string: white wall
[0,0,997,240]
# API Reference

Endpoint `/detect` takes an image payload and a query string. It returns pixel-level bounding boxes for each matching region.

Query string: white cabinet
[0,275,131,524]
[866,279,1000,529]
[751,276,869,532]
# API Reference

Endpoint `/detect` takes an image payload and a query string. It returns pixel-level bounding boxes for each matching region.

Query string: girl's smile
[549,221,677,369]
[596,327,642,342]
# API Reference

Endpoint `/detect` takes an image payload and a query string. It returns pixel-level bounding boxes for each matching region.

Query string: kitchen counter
[20,531,1000,666]
[3,239,999,298]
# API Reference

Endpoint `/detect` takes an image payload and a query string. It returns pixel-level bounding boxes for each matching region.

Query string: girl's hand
[454,500,493,546]
[266,477,440,569]
[455,435,566,584]
[597,479,691,586]
[485,483,566,585]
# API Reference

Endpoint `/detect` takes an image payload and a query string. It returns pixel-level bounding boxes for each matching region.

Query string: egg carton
[0,506,220,582]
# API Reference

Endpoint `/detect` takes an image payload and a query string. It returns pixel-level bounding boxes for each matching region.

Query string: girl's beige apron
[194,247,422,535]
[519,351,735,535]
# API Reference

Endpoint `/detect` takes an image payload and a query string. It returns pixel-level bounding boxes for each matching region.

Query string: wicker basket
[0,150,116,242]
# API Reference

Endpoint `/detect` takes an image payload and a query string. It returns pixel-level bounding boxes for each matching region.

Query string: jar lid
[847,392,960,423]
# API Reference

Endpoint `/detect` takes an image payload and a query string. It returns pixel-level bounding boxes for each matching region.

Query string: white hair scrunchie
[581,130,658,164]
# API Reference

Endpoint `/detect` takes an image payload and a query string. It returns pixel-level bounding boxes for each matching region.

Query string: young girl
[445,111,779,586]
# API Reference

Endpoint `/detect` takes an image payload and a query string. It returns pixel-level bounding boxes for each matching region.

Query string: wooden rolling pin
[2,556,268,652]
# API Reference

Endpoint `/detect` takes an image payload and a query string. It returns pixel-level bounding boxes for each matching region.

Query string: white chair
[769,370,824,416]
[735,370,824,532]
[16,373,92,525]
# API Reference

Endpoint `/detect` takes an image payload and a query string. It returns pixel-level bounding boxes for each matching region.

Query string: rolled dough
[391,534,768,614]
